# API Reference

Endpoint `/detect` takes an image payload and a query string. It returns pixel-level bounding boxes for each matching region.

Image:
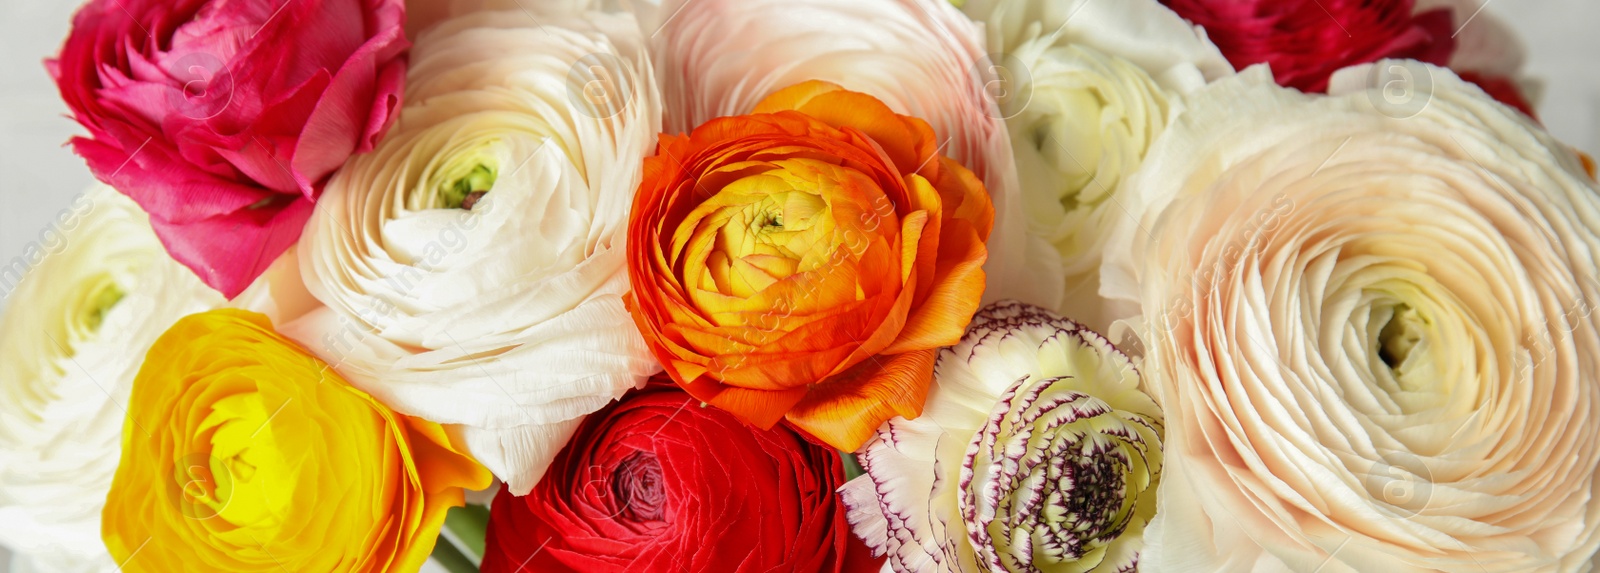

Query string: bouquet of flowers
[3,0,1596,571]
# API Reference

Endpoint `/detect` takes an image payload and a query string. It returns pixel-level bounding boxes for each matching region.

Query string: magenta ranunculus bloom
[49,0,408,297]
[1161,0,1455,93]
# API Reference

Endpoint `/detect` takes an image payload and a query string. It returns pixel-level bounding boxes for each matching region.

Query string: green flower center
[440,164,497,209]
[83,283,126,333]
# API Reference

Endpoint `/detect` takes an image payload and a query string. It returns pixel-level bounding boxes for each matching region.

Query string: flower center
[1053,446,1131,551]
[963,375,1159,571]
[80,281,125,334]
[1378,303,1426,372]
[682,161,846,304]
[611,451,666,523]
[421,139,503,211]
[183,386,293,530]
[443,164,496,210]
[62,278,127,358]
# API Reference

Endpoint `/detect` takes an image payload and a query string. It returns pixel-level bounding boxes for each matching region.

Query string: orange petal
[752,80,848,114]
[708,384,809,430]
[755,82,937,177]
[882,218,988,354]
[784,348,937,451]
[931,157,994,239]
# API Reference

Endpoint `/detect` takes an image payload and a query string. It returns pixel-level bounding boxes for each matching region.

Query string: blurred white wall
[0,0,1594,570]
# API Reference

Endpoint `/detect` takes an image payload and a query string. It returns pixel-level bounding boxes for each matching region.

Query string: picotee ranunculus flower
[101,309,491,572]
[50,0,410,297]
[291,7,661,495]
[841,301,1162,573]
[958,0,1231,329]
[0,185,223,573]
[1102,65,1600,572]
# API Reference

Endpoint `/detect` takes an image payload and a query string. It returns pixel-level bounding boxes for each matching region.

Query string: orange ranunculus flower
[626,81,994,451]
[101,309,491,572]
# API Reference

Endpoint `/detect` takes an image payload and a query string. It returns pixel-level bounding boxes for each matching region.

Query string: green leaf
[430,533,479,573]
[840,450,865,481]
[444,503,491,559]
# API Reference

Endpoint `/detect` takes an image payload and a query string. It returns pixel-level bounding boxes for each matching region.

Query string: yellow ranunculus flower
[102,309,491,572]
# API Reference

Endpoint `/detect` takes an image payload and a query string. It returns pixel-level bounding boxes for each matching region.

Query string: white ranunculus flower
[1102,65,1600,572]
[0,185,224,573]
[636,0,1053,309]
[289,8,662,495]
[840,301,1162,573]
[957,0,1231,330]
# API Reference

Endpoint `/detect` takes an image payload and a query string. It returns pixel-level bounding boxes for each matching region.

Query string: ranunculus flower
[50,0,410,297]
[640,0,1048,307]
[956,0,1231,330]
[841,301,1162,573]
[101,309,491,572]
[1102,66,1600,571]
[626,81,995,451]
[0,185,223,573]
[481,382,879,573]
[1159,0,1455,93]
[288,8,661,495]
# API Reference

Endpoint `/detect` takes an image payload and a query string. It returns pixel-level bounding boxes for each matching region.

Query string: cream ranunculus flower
[638,0,1052,308]
[840,301,1162,572]
[1102,65,1600,572]
[0,185,224,572]
[290,8,662,495]
[958,0,1231,330]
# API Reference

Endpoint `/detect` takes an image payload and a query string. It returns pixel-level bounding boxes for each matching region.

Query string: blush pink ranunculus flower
[49,0,409,297]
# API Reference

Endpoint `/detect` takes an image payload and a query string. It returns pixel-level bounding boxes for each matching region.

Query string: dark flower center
[611,451,666,523]
[1049,446,1131,555]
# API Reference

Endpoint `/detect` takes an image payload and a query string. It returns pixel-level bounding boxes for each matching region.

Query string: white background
[0,0,1595,570]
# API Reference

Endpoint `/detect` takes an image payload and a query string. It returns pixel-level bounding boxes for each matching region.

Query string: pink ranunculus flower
[49,0,410,297]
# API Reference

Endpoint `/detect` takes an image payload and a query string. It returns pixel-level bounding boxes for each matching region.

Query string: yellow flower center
[180,369,296,534]
[683,159,848,303]
[1378,303,1427,372]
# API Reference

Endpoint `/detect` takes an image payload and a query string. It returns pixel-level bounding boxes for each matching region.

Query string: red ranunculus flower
[50,0,408,297]
[482,382,881,573]
[1162,0,1455,92]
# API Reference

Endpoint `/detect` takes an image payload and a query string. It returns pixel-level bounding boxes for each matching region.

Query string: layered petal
[289,8,663,495]
[627,82,994,451]
[480,383,877,573]
[1102,66,1600,572]
[100,310,491,572]
[842,302,1161,573]
[639,0,1043,307]
[50,0,409,296]
[0,186,224,573]
[958,0,1232,331]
